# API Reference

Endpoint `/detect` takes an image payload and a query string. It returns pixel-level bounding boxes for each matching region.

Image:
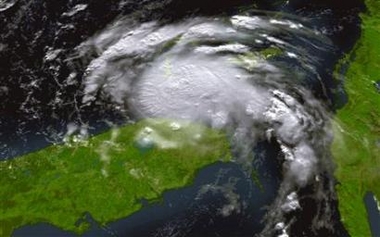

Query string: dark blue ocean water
[364,192,380,237]
[0,0,368,236]
[13,140,283,237]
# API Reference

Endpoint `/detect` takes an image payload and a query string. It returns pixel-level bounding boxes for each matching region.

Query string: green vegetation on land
[0,118,231,237]
[233,46,284,72]
[332,1,380,236]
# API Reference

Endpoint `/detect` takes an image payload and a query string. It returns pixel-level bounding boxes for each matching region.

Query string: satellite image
[0,0,379,236]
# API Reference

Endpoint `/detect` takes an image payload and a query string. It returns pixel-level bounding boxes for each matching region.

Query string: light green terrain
[0,118,231,237]
[332,1,380,236]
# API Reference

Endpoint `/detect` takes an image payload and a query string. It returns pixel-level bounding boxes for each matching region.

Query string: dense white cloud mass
[80,14,335,236]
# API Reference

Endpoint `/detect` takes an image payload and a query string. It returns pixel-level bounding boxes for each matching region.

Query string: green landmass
[332,1,380,236]
[0,118,231,237]
[232,46,284,71]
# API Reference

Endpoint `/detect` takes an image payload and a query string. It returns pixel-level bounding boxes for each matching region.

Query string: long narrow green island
[332,0,380,236]
[0,118,231,237]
